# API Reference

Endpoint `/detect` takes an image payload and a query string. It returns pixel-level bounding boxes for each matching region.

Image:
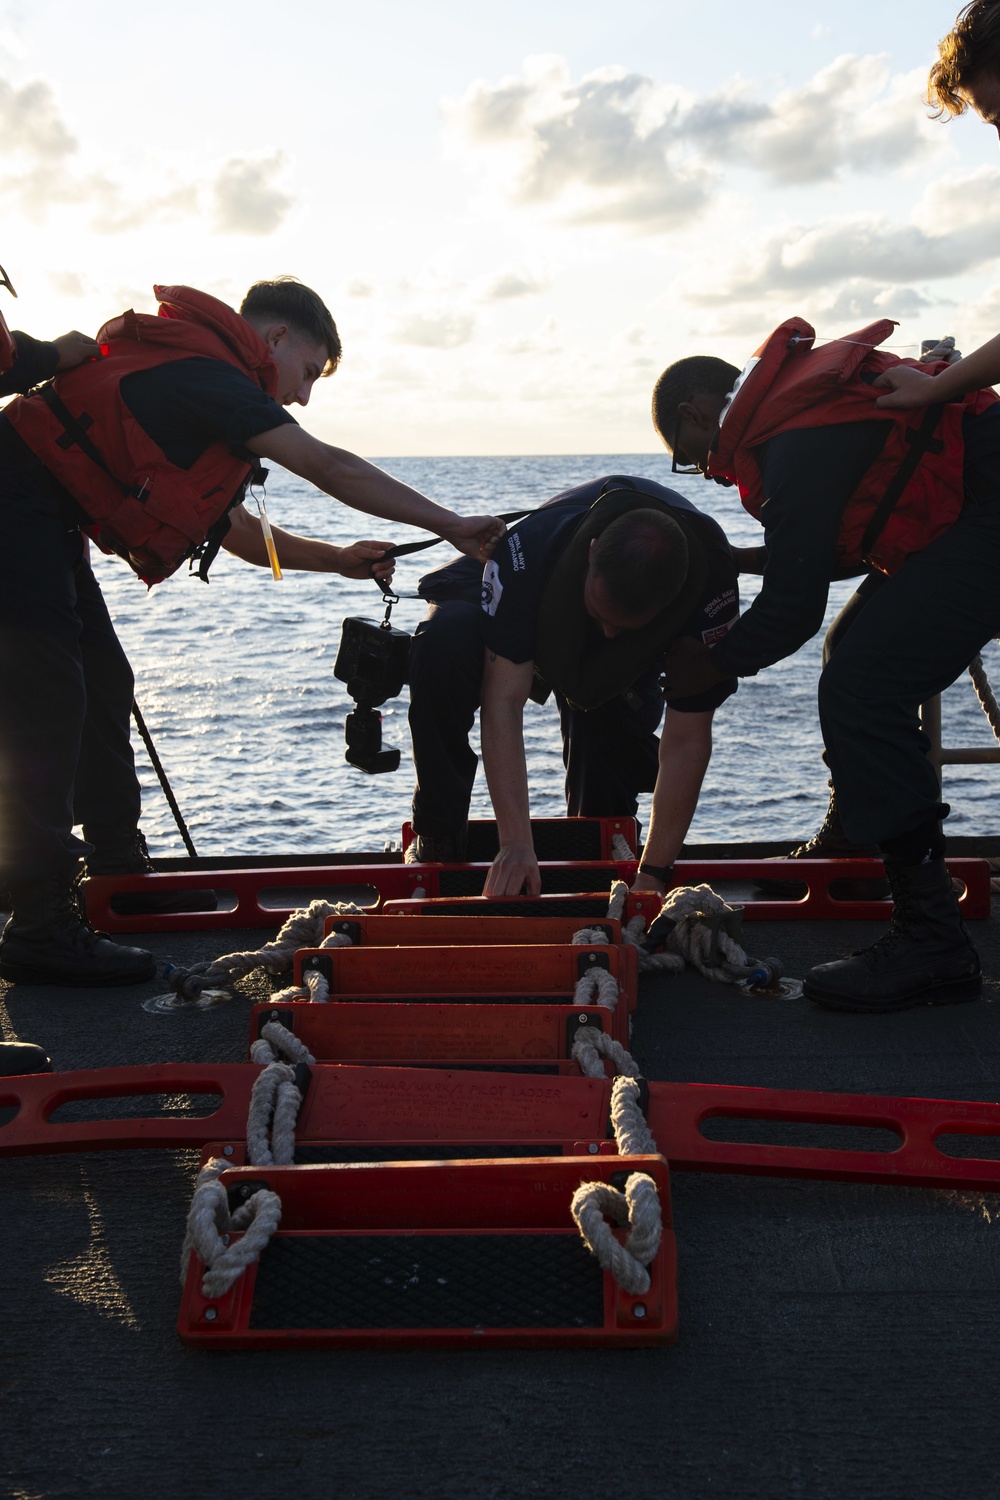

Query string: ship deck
[4,855,1000,1500]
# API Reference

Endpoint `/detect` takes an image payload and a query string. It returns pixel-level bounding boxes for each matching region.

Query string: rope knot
[180,1157,282,1299]
[570,1172,662,1296]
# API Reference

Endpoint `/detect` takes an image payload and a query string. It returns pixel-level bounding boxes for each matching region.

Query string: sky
[2,0,1000,455]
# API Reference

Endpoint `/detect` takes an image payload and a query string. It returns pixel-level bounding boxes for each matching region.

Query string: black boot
[84,828,217,916]
[406,828,468,863]
[0,876,156,987]
[755,782,889,899]
[0,1040,53,1074]
[803,858,981,1013]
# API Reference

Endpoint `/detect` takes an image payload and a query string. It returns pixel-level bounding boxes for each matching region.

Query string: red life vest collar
[97,284,279,399]
[709,316,900,480]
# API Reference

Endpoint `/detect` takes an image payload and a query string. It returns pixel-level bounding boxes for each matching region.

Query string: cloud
[345,277,375,298]
[212,153,292,235]
[687,56,934,186]
[479,267,549,300]
[498,315,561,356]
[445,53,939,233]
[0,75,76,160]
[395,310,476,348]
[811,279,933,325]
[446,56,710,231]
[47,269,88,298]
[681,181,1000,306]
[0,72,294,236]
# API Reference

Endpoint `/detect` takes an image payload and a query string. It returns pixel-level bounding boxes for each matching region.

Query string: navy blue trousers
[0,454,140,883]
[820,496,1000,845]
[407,599,662,835]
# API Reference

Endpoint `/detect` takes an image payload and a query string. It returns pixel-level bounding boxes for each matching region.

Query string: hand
[874,364,941,410]
[52,330,102,372]
[336,539,396,582]
[660,635,726,699]
[483,842,541,897]
[444,514,506,561]
[630,870,669,895]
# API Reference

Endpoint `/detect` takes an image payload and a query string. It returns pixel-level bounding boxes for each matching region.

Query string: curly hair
[928,0,1000,117]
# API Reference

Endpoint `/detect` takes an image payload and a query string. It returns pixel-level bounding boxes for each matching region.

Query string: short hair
[240,276,342,375]
[928,0,1000,117]
[589,508,689,615]
[651,356,740,450]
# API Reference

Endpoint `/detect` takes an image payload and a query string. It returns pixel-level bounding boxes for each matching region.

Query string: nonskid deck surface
[3,901,1000,1499]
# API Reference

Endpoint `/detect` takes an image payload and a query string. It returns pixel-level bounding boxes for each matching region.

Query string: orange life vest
[0,305,14,375]
[4,284,279,585]
[707,316,999,575]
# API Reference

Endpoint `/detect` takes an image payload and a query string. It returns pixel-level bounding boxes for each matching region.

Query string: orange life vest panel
[706,316,999,575]
[0,305,14,375]
[4,284,279,585]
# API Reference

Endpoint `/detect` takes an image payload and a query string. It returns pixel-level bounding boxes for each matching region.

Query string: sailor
[0,284,91,1068]
[0,276,504,987]
[407,473,740,897]
[653,318,1000,1013]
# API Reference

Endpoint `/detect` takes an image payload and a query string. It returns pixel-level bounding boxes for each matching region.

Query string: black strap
[39,385,138,498]
[858,404,945,564]
[382,508,532,562]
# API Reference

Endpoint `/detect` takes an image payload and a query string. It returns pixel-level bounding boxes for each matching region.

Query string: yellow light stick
[254,493,283,581]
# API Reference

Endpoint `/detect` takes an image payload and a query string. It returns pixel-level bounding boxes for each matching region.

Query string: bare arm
[221,503,395,581]
[479,650,540,897]
[631,708,715,895]
[876,334,999,410]
[246,424,504,560]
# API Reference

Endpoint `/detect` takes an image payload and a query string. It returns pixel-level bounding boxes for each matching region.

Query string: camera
[334,615,411,774]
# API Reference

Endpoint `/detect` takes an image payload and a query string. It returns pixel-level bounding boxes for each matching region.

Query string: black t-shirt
[423,474,740,714]
[119,357,296,469]
[0,331,59,398]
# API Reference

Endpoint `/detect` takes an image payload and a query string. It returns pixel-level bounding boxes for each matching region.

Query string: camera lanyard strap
[373,508,533,605]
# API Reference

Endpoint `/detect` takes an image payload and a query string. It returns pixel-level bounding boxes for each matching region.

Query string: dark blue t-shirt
[0,331,59,398]
[421,474,740,714]
[120,357,296,469]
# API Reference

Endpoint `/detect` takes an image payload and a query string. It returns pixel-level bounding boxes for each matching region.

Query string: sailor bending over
[407,474,739,898]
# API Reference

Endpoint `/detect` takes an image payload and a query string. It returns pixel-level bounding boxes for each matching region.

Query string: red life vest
[0,304,14,375]
[4,284,279,585]
[707,316,999,575]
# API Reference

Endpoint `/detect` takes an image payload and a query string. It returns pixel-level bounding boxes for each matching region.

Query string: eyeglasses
[671,405,701,475]
[0,263,17,299]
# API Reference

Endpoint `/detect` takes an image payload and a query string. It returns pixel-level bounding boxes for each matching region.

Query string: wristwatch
[636,861,673,884]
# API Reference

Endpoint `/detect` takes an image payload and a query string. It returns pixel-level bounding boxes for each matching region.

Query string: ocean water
[92,455,1000,859]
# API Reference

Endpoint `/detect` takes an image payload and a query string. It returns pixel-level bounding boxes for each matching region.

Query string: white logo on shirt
[507,531,525,572]
[481,561,503,617]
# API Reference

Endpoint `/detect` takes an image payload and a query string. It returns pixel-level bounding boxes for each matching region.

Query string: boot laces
[851,906,921,962]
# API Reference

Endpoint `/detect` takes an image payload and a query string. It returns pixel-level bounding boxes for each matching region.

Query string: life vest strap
[859,403,945,566]
[39,384,144,502]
